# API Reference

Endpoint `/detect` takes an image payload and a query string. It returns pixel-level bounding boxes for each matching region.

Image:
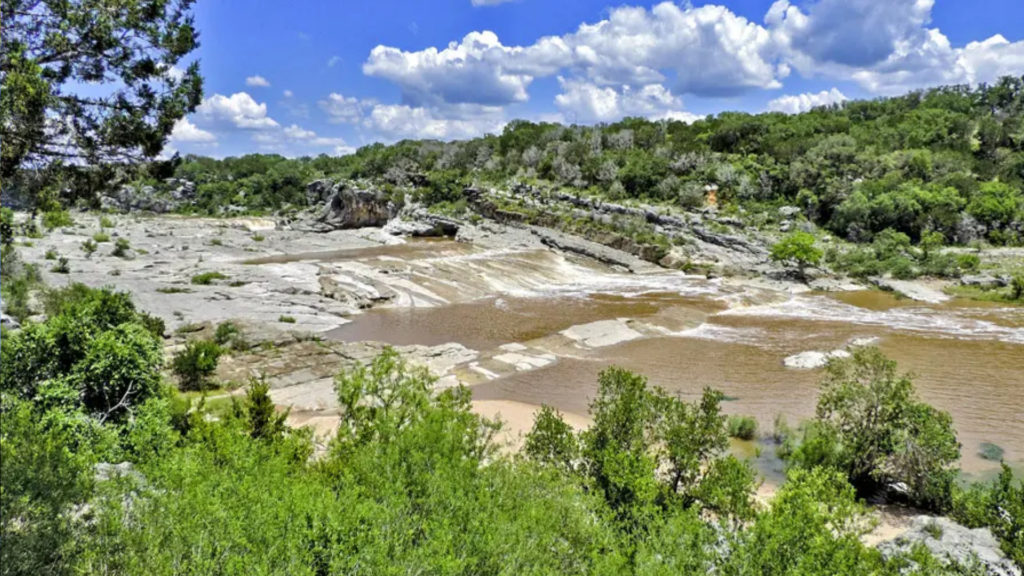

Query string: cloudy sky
[167,0,1024,158]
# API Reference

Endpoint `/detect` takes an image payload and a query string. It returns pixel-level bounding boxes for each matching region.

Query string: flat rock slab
[560,319,643,348]
[871,277,951,304]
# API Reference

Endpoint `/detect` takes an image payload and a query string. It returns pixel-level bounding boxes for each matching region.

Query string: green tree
[524,405,579,471]
[791,347,961,510]
[171,339,221,391]
[1,0,203,178]
[245,376,288,441]
[771,231,823,279]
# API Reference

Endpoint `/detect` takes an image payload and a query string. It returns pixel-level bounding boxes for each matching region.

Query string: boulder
[311,182,396,230]
[961,274,1008,289]
[878,516,1020,576]
[1,311,19,330]
[305,179,336,206]
[779,205,802,218]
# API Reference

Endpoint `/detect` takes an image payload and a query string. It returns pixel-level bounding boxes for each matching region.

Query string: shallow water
[301,239,1024,477]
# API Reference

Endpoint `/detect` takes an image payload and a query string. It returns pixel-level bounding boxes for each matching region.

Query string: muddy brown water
[268,239,1023,478]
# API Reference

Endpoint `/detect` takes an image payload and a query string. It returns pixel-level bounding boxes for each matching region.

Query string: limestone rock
[310,181,396,230]
[878,516,1020,576]
[783,349,851,369]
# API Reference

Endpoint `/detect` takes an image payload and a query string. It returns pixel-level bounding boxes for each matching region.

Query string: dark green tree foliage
[770,231,822,278]
[0,0,203,178]
[0,284,163,420]
[789,347,961,511]
[246,376,288,441]
[171,339,221,391]
[523,404,578,470]
[953,464,1024,568]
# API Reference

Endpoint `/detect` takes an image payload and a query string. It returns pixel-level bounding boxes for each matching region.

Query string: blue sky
[166,0,1024,158]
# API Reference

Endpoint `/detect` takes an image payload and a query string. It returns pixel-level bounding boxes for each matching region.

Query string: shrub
[770,231,822,278]
[41,209,73,230]
[99,215,115,228]
[278,315,295,324]
[155,286,191,294]
[50,256,70,274]
[251,234,265,242]
[1013,275,1024,301]
[111,237,131,258]
[92,232,110,243]
[172,339,222,391]
[213,320,247,350]
[0,207,13,244]
[246,376,288,441]
[80,239,97,256]
[787,348,960,511]
[44,248,57,260]
[190,271,228,285]
[727,415,758,440]
[952,464,1023,568]
[525,405,578,470]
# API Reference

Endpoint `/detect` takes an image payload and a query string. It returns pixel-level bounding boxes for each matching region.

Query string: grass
[41,209,73,229]
[251,234,265,242]
[111,237,131,258]
[190,271,229,285]
[278,315,296,324]
[44,249,58,260]
[209,238,224,246]
[727,415,758,440]
[923,521,944,540]
[92,232,110,243]
[228,280,249,287]
[81,239,97,256]
[945,283,1024,305]
[99,215,115,228]
[156,286,192,294]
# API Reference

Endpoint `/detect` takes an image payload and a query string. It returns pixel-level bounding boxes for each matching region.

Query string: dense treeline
[78,77,1023,248]
[2,285,1021,574]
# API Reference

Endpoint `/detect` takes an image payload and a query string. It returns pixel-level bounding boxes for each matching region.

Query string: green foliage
[50,255,70,274]
[787,348,961,511]
[0,395,96,576]
[771,231,822,275]
[42,209,73,229]
[278,314,296,323]
[952,464,1024,568]
[1,284,164,420]
[524,405,579,471]
[0,207,14,244]
[245,377,288,441]
[727,415,758,440]
[213,320,243,348]
[92,232,110,243]
[1,0,203,179]
[99,216,115,229]
[44,248,57,260]
[80,239,97,256]
[190,271,228,285]
[1013,275,1024,300]
[171,340,222,391]
[111,237,131,258]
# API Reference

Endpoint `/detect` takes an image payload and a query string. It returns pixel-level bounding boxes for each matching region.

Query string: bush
[80,239,97,256]
[190,271,228,285]
[41,209,73,230]
[1013,275,1024,300]
[524,405,578,470]
[770,231,822,278]
[172,339,222,391]
[92,232,110,243]
[278,315,295,324]
[50,256,70,274]
[787,348,960,511]
[99,215,115,228]
[727,415,758,440]
[0,207,13,244]
[111,237,131,258]
[0,285,164,419]
[44,248,57,260]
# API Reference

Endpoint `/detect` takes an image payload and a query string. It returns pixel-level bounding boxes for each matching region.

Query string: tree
[245,376,288,441]
[1,0,204,178]
[791,347,961,510]
[771,231,823,279]
[524,405,578,471]
[171,339,221,391]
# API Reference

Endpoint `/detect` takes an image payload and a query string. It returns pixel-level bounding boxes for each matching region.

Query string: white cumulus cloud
[197,92,279,129]
[363,103,506,141]
[169,117,216,143]
[245,75,271,87]
[767,87,847,114]
[555,78,700,123]
[319,93,375,124]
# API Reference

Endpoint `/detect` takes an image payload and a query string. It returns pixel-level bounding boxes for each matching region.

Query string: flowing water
[310,239,1024,478]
